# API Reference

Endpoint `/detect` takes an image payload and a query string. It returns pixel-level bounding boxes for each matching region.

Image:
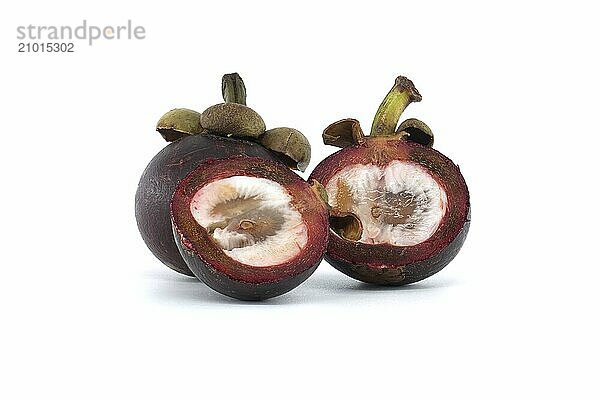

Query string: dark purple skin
[135,134,278,276]
[310,138,470,286]
[170,156,329,300]
[324,209,470,285]
[173,236,321,300]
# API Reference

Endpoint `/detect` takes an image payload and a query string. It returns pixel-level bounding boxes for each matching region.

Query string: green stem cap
[322,118,365,148]
[221,73,247,105]
[370,76,422,136]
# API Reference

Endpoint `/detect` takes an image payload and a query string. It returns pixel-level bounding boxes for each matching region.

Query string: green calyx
[321,75,435,149]
[397,118,434,147]
[201,103,266,138]
[153,73,312,171]
[156,108,204,142]
[260,127,311,172]
[322,119,365,148]
[201,73,266,139]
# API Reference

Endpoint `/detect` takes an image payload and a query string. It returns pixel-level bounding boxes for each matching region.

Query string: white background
[1,1,598,398]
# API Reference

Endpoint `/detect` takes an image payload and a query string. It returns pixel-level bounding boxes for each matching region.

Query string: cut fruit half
[189,176,308,266]
[135,134,279,276]
[171,156,329,300]
[310,138,470,285]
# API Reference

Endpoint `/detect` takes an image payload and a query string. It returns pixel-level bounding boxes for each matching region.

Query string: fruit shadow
[144,267,456,306]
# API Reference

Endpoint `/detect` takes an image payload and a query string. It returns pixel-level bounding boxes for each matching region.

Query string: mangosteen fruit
[310,76,470,285]
[135,135,280,276]
[171,156,329,300]
[135,73,312,276]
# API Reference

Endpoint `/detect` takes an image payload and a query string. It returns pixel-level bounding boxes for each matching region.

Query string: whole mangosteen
[136,74,313,277]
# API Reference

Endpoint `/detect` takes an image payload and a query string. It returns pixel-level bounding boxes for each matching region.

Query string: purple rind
[173,225,322,300]
[326,209,470,285]
[135,134,278,276]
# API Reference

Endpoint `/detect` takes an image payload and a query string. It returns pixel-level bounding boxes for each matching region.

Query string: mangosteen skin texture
[324,210,469,285]
[173,236,321,300]
[170,156,329,300]
[310,139,470,286]
[135,134,279,276]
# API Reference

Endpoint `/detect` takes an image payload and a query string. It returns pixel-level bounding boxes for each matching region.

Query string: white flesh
[325,161,448,246]
[190,176,308,267]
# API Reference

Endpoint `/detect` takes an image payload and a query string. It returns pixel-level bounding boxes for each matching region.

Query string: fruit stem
[222,73,247,105]
[370,76,422,136]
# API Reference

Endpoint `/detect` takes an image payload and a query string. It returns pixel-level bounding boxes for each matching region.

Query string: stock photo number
[18,42,74,53]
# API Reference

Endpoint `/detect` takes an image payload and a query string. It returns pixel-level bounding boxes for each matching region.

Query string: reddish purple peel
[135,134,280,276]
[171,156,329,290]
[310,138,470,285]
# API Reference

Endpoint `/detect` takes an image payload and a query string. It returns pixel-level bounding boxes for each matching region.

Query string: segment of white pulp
[189,176,308,267]
[325,161,448,246]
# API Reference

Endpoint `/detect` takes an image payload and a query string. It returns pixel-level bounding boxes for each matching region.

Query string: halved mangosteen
[135,73,313,277]
[171,156,329,300]
[309,76,470,285]
[135,134,279,276]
